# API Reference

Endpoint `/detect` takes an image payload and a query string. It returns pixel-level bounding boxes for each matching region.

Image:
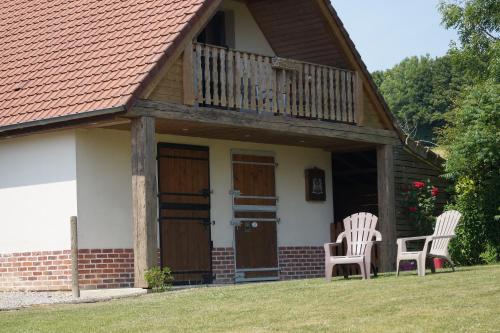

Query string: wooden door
[232,153,279,282]
[158,143,212,285]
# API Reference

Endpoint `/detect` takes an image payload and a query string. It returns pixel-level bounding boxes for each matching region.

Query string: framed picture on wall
[305,167,326,202]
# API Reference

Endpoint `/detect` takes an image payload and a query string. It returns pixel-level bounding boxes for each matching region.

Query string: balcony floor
[107,100,399,152]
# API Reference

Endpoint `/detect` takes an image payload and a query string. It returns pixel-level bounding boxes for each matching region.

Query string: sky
[332,0,459,72]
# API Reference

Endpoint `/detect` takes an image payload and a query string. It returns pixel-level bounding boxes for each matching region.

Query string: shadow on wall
[0,131,77,189]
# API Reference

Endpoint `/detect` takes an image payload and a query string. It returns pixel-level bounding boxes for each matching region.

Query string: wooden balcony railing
[190,42,361,124]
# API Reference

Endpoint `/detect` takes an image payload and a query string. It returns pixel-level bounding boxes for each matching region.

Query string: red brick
[1,248,134,291]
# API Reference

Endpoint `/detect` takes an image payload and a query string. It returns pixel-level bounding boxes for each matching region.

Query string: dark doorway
[157,143,212,285]
[331,150,379,276]
[332,150,378,219]
[197,11,227,47]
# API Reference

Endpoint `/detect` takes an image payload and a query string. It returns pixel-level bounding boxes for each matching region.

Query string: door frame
[157,142,213,284]
[230,149,280,282]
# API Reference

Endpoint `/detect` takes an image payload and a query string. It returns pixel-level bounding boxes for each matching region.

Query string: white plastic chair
[324,212,382,281]
[396,210,462,277]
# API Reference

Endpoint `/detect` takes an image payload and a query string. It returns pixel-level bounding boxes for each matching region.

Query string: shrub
[403,180,439,235]
[448,176,499,265]
[440,83,500,265]
[480,243,500,264]
[144,266,174,292]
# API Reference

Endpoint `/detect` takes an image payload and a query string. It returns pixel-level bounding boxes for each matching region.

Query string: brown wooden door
[158,143,212,285]
[232,153,279,282]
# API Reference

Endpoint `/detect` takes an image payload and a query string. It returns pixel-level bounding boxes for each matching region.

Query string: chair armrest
[373,230,382,242]
[397,236,431,243]
[335,232,346,244]
[323,242,342,257]
[324,242,342,247]
[396,236,432,253]
[432,235,456,240]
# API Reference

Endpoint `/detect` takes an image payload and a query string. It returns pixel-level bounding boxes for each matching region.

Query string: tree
[374,55,465,143]
[439,82,500,264]
[438,0,500,264]
[439,0,500,82]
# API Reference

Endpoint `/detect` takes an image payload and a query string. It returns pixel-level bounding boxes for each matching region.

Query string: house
[0,0,445,291]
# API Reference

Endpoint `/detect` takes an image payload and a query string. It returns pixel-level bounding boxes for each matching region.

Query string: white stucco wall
[75,129,133,249]
[0,131,77,253]
[156,134,333,248]
[221,0,275,56]
[74,128,333,250]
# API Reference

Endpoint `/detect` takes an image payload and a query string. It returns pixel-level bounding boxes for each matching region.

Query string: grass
[1,265,499,333]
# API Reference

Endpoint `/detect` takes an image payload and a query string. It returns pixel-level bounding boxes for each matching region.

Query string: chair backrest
[342,212,379,256]
[430,210,462,255]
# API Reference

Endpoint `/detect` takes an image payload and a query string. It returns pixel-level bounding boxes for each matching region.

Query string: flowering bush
[404,180,438,234]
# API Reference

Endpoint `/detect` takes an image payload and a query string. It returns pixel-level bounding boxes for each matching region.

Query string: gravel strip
[0,288,149,311]
[0,291,73,310]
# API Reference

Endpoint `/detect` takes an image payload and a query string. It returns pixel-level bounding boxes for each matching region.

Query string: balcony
[189,42,362,125]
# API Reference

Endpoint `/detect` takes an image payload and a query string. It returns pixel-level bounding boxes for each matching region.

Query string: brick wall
[211,246,325,283]
[78,249,134,290]
[211,247,235,284]
[278,246,325,280]
[0,249,134,291]
[0,250,72,291]
[1,246,327,290]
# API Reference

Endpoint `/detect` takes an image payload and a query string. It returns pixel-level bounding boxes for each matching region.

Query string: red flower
[413,181,425,189]
[431,186,439,197]
[408,207,417,212]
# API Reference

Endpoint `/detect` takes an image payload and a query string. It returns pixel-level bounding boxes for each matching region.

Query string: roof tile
[0,0,207,128]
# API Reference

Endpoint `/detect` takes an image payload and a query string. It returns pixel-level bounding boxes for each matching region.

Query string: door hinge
[229,189,241,196]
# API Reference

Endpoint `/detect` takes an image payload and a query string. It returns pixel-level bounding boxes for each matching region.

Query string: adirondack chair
[396,210,462,277]
[324,213,382,281]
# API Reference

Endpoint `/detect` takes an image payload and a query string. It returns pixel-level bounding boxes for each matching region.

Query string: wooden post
[183,43,195,106]
[70,216,80,298]
[377,144,397,272]
[355,71,364,125]
[131,116,158,288]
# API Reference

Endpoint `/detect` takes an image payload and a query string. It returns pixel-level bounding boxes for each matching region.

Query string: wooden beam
[377,144,397,272]
[131,116,158,288]
[128,100,400,146]
[355,71,364,126]
[182,43,195,106]
[0,116,129,141]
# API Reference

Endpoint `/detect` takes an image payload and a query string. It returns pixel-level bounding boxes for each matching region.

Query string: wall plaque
[305,167,326,202]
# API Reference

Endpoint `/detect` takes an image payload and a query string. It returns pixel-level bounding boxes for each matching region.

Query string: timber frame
[130,100,399,146]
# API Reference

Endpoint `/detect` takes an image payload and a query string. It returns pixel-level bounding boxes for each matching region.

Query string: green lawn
[1,265,499,333]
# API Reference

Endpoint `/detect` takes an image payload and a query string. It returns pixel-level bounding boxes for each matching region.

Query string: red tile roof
[0,0,208,129]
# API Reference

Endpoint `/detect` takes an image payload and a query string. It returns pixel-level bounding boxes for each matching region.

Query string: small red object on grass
[434,258,444,269]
